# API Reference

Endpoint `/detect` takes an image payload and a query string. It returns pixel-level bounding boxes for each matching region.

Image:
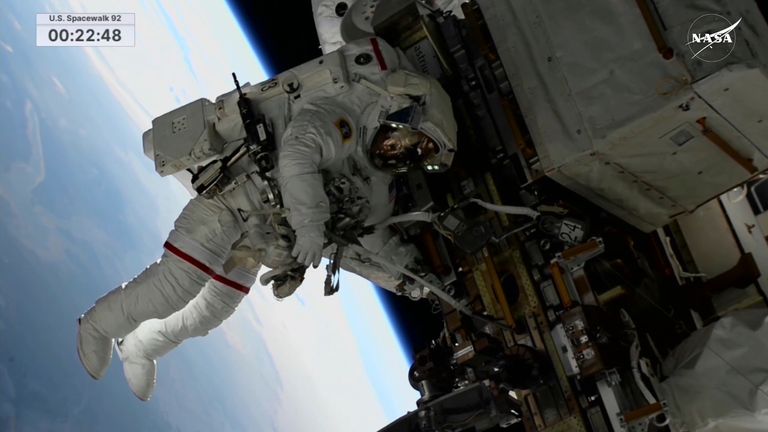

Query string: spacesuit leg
[116,265,256,401]
[77,195,244,381]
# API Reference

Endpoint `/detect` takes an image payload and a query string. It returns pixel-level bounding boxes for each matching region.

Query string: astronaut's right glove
[292,224,325,268]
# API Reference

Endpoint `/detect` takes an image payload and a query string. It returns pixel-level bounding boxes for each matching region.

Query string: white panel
[480,0,768,232]
[676,200,741,277]
[719,190,768,296]
[555,153,677,230]
[757,211,768,237]
[600,91,752,212]
[694,65,768,165]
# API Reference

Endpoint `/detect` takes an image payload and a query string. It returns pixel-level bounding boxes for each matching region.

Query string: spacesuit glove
[260,266,306,300]
[292,225,325,268]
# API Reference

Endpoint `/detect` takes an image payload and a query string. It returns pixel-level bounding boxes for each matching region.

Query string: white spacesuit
[77,37,456,402]
[77,176,298,401]
[279,67,457,295]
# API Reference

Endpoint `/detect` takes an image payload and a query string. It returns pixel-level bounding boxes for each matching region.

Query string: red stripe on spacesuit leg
[210,274,250,295]
[163,241,251,294]
[370,38,388,71]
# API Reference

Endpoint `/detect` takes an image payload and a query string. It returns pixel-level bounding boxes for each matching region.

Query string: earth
[0,1,417,430]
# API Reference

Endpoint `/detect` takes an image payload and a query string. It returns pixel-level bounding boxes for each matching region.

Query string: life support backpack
[142,37,407,195]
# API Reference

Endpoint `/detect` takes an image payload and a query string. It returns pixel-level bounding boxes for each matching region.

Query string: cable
[663,235,707,279]
[328,198,538,331]
[622,309,662,411]
[376,199,539,228]
[377,212,435,227]
[631,337,657,404]
[469,198,540,219]
[327,232,516,331]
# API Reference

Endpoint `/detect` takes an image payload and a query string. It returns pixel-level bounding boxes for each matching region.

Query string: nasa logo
[335,118,353,142]
[686,14,742,63]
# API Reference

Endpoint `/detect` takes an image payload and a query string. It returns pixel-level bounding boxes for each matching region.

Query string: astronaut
[279,67,457,296]
[76,37,456,402]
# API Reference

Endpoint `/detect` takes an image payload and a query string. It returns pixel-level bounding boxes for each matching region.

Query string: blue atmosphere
[0,1,417,430]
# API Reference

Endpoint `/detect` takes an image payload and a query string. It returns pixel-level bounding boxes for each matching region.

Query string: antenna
[232,72,244,97]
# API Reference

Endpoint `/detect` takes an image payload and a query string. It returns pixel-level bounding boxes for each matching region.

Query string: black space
[227,0,322,75]
[376,287,446,361]
[228,0,440,361]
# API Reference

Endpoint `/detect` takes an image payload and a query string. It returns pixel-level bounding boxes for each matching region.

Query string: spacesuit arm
[278,107,346,232]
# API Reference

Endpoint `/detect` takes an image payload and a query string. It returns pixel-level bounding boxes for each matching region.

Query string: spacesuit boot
[115,278,250,401]
[76,193,255,382]
[76,309,114,380]
[115,331,159,401]
[76,253,210,381]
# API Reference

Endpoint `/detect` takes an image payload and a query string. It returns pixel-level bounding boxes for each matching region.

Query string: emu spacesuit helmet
[366,70,457,173]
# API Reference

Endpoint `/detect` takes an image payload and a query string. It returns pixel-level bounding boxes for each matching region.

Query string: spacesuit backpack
[140,37,408,198]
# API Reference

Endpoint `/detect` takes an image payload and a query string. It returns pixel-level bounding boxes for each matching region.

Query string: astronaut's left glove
[292,224,325,268]
[260,266,306,300]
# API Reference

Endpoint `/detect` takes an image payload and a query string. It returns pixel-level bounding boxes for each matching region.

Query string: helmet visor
[381,103,422,130]
[369,124,438,171]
